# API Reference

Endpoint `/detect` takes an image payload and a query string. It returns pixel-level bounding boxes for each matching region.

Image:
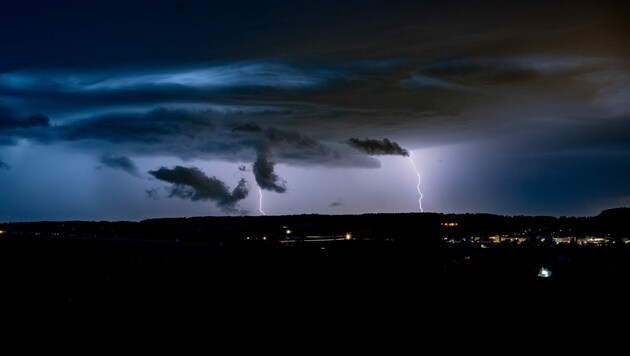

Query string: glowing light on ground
[408,152,424,212]
[537,267,552,278]
[258,188,266,215]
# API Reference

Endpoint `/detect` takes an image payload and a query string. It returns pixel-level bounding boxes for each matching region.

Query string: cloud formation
[61,107,214,144]
[253,148,287,193]
[329,197,344,207]
[1,105,49,132]
[0,62,347,94]
[99,154,141,177]
[148,166,249,212]
[347,138,409,156]
[0,0,628,219]
[0,113,49,130]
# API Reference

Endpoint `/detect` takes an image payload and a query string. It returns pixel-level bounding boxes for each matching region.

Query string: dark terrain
[1,208,629,314]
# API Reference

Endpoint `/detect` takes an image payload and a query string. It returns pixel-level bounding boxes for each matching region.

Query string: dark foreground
[1,240,624,351]
[1,236,628,314]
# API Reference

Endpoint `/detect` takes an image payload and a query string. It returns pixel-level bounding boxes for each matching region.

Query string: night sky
[1,0,628,221]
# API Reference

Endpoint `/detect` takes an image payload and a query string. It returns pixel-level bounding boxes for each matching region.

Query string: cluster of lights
[245,235,267,241]
[441,222,459,227]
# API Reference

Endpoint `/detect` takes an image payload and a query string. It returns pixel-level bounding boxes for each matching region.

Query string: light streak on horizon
[258,188,266,215]
[408,152,424,212]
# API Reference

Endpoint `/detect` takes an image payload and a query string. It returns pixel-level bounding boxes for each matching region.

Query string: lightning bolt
[258,188,266,215]
[408,152,423,212]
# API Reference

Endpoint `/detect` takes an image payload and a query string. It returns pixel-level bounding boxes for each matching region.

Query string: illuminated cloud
[149,166,249,212]
[0,62,348,93]
[401,74,464,91]
[0,0,628,219]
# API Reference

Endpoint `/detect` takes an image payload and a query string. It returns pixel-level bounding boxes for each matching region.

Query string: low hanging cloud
[148,166,249,212]
[145,187,160,200]
[253,148,287,193]
[0,105,50,143]
[328,197,344,207]
[1,104,383,170]
[347,138,409,156]
[99,153,141,177]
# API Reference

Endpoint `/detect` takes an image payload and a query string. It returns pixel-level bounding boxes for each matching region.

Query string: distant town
[2,207,628,248]
[0,208,628,307]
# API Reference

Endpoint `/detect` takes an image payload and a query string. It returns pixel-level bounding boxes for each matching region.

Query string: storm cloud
[0,62,346,94]
[99,154,141,177]
[329,197,344,207]
[0,105,50,140]
[0,103,383,171]
[0,113,49,130]
[0,0,628,219]
[62,107,214,144]
[149,166,249,212]
[347,138,409,157]
[253,149,287,193]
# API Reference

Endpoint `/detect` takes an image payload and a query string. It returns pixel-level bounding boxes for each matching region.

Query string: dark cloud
[48,107,249,161]
[2,113,49,130]
[0,0,628,219]
[264,127,338,163]
[0,159,9,170]
[0,103,383,169]
[149,166,249,212]
[414,56,604,87]
[329,197,344,207]
[99,154,141,177]
[0,105,51,145]
[511,114,630,157]
[0,105,49,130]
[263,0,630,61]
[145,188,160,200]
[2,0,627,72]
[232,123,262,132]
[253,149,287,193]
[422,58,538,85]
[62,107,213,143]
[265,128,319,148]
[347,138,409,157]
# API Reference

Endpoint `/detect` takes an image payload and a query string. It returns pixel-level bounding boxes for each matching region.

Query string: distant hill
[597,207,630,219]
[2,208,629,243]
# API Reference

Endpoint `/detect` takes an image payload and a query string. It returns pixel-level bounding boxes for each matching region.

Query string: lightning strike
[258,187,266,215]
[408,152,423,212]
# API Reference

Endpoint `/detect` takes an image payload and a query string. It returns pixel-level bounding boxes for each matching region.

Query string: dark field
[2,210,629,324]
[1,236,628,310]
